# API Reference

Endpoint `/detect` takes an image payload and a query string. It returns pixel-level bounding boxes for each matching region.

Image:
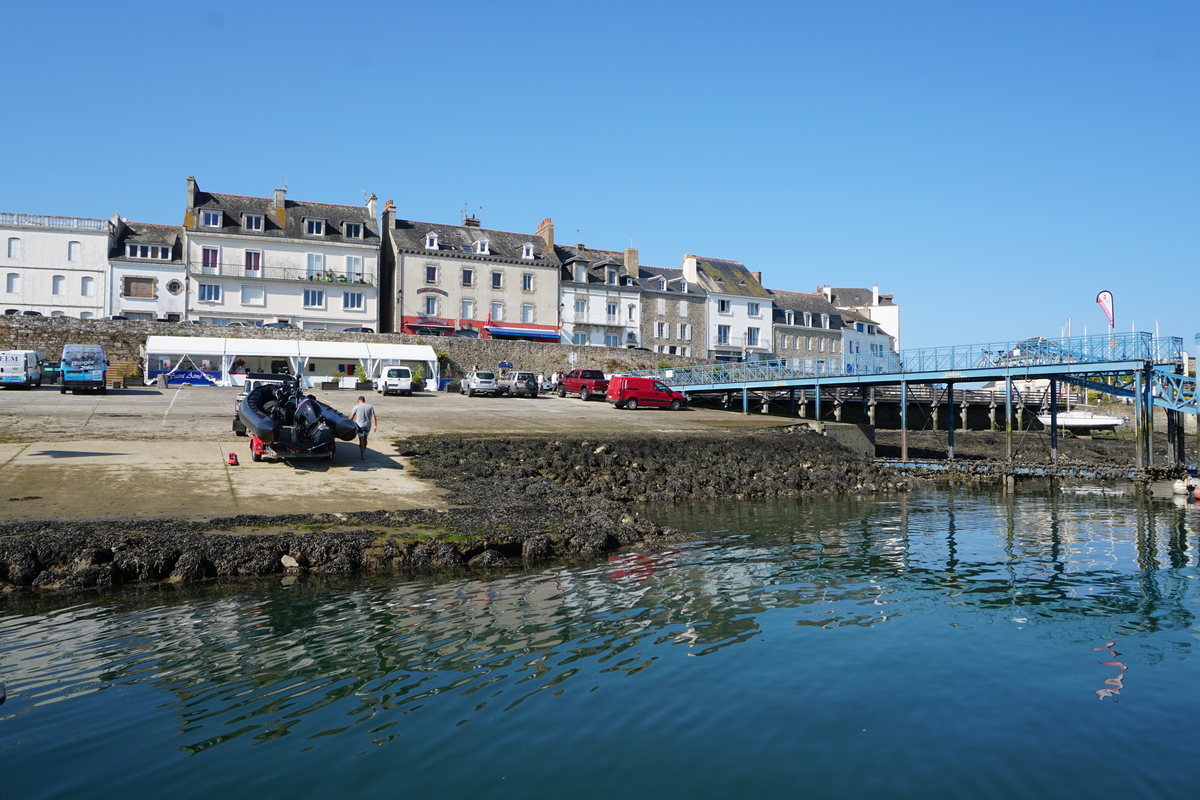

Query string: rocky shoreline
[0,426,1181,596]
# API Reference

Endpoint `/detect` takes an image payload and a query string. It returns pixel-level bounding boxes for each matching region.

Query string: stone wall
[0,317,711,380]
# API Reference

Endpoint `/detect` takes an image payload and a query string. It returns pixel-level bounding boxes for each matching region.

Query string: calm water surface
[2,487,1199,799]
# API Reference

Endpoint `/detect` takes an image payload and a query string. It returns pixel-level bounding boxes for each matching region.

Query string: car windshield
[516,373,534,381]
[476,372,495,380]
[387,369,410,378]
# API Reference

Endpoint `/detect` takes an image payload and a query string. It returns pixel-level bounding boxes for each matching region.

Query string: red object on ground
[228,452,239,466]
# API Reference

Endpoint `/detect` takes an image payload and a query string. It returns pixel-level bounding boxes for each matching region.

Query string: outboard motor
[293,395,328,442]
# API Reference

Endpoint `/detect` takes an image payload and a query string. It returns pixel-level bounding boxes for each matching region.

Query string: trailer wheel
[251,450,262,462]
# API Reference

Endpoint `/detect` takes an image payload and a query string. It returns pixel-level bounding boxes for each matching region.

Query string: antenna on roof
[361,190,369,203]
[282,176,288,193]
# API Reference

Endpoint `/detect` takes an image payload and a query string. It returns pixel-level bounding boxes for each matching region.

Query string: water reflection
[0,487,1197,760]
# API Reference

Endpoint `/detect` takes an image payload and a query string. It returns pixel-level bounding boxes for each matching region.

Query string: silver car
[459,370,499,397]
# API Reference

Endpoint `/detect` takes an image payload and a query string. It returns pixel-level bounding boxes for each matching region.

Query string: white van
[0,350,45,389]
[374,366,413,396]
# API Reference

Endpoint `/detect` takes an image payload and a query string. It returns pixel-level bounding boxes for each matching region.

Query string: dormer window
[821,314,830,329]
[426,232,439,249]
[202,211,221,228]
[344,222,362,239]
[657,278,666,290]
[522,243,535,259]
[785,310,794,325]
[576,266,587,283]
[243,214,263,232]
[305,219,325,236]
[803,312,812,327]
[607,269,617,285]
[476,238,489,255]
[126,244,172,260]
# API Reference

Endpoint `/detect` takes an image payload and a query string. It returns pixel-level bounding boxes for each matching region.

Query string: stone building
[637,265,706,357]
[819,284,900,349]
[1,211,114,319]
[182,177,380,330]
[380,207,561,342]
[767,289,844,363]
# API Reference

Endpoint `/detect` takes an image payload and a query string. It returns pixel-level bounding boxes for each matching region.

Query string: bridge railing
[632,332,1184,387]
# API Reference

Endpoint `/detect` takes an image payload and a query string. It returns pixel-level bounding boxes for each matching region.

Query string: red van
[606,376,687,410]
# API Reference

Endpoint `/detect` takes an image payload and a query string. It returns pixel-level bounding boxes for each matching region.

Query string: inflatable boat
[238,382,358,461]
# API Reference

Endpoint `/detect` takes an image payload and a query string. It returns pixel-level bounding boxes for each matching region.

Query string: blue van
[60,344,109,394]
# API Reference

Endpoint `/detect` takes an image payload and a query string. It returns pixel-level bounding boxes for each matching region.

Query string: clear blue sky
[4,0,1196,349]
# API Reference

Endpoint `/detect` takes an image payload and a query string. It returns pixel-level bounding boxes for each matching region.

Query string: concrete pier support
[1005,376,1013,462]
[901,380,908,462]
[947,381,955,460]
[1049,379,1058,464]
[1134,371,1144,469]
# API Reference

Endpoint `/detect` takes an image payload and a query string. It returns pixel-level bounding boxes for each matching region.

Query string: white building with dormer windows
[681,254,774,361]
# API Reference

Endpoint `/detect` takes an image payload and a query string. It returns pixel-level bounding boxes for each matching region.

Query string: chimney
[872,284,879,305]
[186,175,197,210]
[681,254,699,284]
[750,271,762,284]
[273,186,287,209]
[381,200,395,231]
[536,217,554,249]
[623,247,638,276]
[366,193,377,220]
[822,284,832,301]
[463,214,480,228]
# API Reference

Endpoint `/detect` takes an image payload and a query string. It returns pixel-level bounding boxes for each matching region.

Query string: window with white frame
[679,323,689,340]
[243,214,263,231]
[717,324,730,345]
[576,266,587,283]
[5,273,18,293]
[606,302,617,318]
[344,222,362,238]
[818,338,825,352]
[746,327,759,346]
[303,288,325,308]
[805,336,812,350]
[202,247,219,270]
[425,264,438,284]
[52,275,65,295]
[202,210,221,228]
[491,271,503,289]
[343,292,364,310]
[426,232,438,249]
[346,255,362,280]
[679,301,688,316]
[476,238,489,255]
[803,312,812,326]
[307,253,323,277]
[522,273,533,292]
[606,269,617,285]
[245,250,261,272]
[7,238,20,258]
[305,219,325,236]
[785,310,794,325]
[522,304,534,323]
[573,331,587,345]
[657,278,666,290]
[522,243,534,259]
[198,283,221,302]
[127,244,171,259]
[747,302,760,316]
[627,305,635,320]
[461,268,474,287]
[461,299,474,319]
[821,314,829,328]
[241,285,265,306]
[574,299,586,314]
[490,301,503,321]
[656,298,665,314]
[424,296,438,316]
[605,333,618,347]
[656,322,666,339]
[67,241,81,261]
[81,276,93,296]
[718,299,731,313]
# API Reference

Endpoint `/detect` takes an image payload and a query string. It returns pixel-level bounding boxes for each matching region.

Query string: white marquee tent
[142,336,440,388]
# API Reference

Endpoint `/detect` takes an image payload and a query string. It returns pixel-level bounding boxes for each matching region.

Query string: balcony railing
[714,334,769,348]
[188,260,375,286]
[0,213,107,230]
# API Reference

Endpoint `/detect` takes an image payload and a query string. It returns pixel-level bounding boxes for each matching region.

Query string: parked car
[343,326,375,333]
[0,350,46,389]
[375,366,413,396]
[263,322,298,329]
[607,376,687,410]
[557,369,609,401]
[22,310,44,317]
[60,343,108,395]
[459,370,499,397]
[497,370,539,398]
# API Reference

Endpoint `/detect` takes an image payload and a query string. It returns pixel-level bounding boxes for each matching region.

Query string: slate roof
[554,245,634,284]
[110,222,184,265]
[637,266,705,296]
[825,287,895,307]
[390,218,559,266]
[187,185,379,245]
[768,290,845,330]
[690,256,772,299]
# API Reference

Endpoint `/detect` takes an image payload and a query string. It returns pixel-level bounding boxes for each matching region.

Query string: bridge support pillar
[989,400,997,431]
[834,388,843,422]
[1005,376,1013,462]
[868,388,877,426]
[1049,379,1058,464]
[815,386,822,422]
[901,381,908,461]
[789,388,796,416]
[1134,371,1144,469]
[947,381,955,460]
[742,387,749,415]
[800,388,808,419]
[1144,369,1154,467]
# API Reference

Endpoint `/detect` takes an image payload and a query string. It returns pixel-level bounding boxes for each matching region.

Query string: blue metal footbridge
[633,332,1196,467]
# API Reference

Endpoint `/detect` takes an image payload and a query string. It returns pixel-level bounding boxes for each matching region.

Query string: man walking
[350,395,377,459]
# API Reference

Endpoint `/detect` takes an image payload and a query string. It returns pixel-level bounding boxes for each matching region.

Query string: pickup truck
[556,369,609,401]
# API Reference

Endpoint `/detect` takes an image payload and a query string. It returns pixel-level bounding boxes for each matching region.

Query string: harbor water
[2,486,1199,799]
